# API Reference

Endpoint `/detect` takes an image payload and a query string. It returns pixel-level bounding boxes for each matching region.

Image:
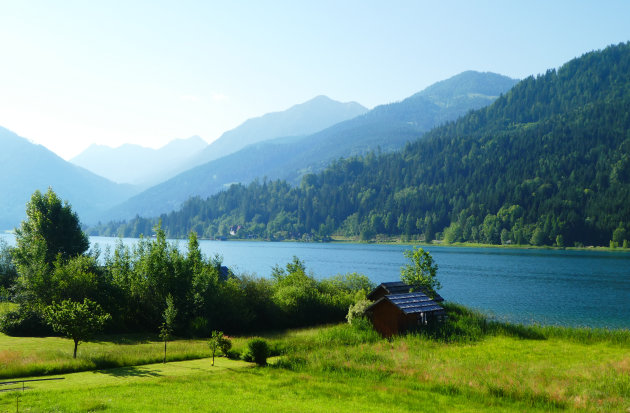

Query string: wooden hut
[365,292,446,337]
[367,281,444,302]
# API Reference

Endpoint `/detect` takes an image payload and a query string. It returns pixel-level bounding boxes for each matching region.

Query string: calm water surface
[3,234,629,329]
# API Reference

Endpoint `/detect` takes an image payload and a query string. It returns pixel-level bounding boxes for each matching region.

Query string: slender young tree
[159,294,177,363]
[208,330,224,366]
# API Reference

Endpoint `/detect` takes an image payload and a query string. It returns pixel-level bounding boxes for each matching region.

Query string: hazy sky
[1,1,629,159]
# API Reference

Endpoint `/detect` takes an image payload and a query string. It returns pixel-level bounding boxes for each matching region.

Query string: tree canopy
[44,298,110,358]
[14,187,89,268]
[400,247,440,298]
[91,42,630,248]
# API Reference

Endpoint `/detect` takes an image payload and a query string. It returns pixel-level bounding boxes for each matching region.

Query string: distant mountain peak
[417,71,519,108]
[99,71,518,222]
[70,135,207,186]
[189,95,369,166]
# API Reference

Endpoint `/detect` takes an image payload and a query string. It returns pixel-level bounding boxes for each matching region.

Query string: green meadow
[1,305,629,412]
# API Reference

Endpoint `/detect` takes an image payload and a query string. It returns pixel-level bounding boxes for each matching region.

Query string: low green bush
[219,335,232,355]
[245,338,270,366]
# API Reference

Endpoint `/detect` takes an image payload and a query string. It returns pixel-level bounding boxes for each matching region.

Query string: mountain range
[0,127,139,229]
[70,136,207,186]
[0,71,517,229]
[187,95,368,167]
[100,71,518,221]
[92,42,630,247]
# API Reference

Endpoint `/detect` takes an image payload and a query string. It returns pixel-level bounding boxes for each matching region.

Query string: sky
[0,1,629,160]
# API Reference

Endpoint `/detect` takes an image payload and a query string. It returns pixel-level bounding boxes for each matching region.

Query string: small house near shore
[365,282,445,337]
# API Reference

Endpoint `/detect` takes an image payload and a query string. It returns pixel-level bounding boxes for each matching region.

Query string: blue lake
[3,234,630,329]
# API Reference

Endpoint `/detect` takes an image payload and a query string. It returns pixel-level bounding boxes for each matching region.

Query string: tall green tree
[12,188,90,306]
[14,188,89,268]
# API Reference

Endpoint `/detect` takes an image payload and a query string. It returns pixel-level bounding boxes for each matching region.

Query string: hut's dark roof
[367,282,445,302]
[368,292,445,315]
[380,281,411,294]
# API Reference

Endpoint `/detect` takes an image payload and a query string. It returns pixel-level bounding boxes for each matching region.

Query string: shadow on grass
[95,366,162,378]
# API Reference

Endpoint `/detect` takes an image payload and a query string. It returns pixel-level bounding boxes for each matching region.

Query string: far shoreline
[77,232,630,254]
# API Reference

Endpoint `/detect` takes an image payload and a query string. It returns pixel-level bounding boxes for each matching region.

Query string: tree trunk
[163,340,167,363]
[73,340,78,359]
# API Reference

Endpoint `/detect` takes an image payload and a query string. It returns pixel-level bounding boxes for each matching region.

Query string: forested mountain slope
[100,71,517,221]
[92,43,630,247]
[0,127,139,229]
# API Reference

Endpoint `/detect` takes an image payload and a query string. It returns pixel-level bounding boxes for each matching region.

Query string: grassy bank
[328,235,630,252]
[1,305,629,412]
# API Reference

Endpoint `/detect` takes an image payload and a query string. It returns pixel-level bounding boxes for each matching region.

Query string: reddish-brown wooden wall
[368,300,421,337]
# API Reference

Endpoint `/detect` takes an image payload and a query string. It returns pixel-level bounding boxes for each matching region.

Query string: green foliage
[346,298,371,325]
[208,330,231,366]
[159,294,177,363]
[44,298,111,358]
[11,189,90,309]
[14,188,89,268]
[244,338,270,366]
[219,334,232,355]
[400,247,441,297]
[0,305,53,336]
[0,240,16,292]
[93,43,630,248]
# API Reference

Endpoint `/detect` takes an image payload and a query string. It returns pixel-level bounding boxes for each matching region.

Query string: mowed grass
[1,306,629,412]
[0,354,565,413]
[0,333,214,379]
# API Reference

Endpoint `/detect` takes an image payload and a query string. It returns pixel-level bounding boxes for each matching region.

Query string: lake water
[3,233,629,329]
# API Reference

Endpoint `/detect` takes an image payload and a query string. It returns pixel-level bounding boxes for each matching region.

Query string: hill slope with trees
[100,71,517,221]
[92,43,630,247]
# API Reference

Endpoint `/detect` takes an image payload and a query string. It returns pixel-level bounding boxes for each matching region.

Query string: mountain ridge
[91,42,630,248]
[98,71,518,221]
[0,127,140,229]
[188,95,368,167]
[71,135,207,186]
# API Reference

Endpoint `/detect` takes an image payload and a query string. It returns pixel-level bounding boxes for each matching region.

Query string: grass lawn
[0,332,216,379]
[0,354,565,413]
[1,306,629,412]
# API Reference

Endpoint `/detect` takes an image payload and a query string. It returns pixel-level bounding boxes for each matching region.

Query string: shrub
[225,348,241,360]
[241,348,253,362]
[245,338,270,366]
[219,335,232,355]
[346,298,371,325]
[0,305,53,337]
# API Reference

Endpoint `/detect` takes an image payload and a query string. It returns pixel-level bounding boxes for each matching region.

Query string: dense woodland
[94,42,630,247]
[0,189,374,337]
